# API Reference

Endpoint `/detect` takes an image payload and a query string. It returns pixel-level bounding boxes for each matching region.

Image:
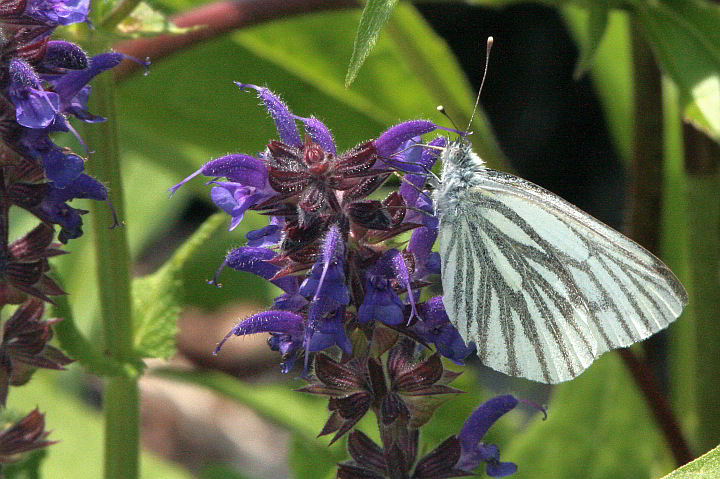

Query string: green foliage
[346,0,400,87]
[631,0,720,142]
[26,0,719,477]
[4,448,46,479]
[661,444,720,479]
[132,212,226,359]
[507,353,673,479]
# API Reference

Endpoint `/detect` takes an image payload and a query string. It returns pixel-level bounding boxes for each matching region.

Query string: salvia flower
[0,298,72,404]
[336,394,517,478]
[182,83,530,475]
[0,408,55,463]
[0,223,66,305]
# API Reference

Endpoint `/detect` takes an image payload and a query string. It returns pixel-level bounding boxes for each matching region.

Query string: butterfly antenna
[436,105,460,133]
[466,36,494,134]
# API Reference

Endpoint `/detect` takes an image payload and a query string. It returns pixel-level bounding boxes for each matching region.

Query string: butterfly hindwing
[439,166,687,384]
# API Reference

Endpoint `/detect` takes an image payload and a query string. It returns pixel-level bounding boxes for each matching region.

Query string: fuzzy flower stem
[82,63,139,479]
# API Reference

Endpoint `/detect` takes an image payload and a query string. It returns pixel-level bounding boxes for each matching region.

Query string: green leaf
[116,2,201,37]
[345,0,399,87]
[661,443,720,478]
[506,352,673,479]
[573,2,611,79]
[132,213,226,358]
[632,0,720,142]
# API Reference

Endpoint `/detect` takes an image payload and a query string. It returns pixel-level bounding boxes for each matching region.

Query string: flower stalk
[83,63,139,479]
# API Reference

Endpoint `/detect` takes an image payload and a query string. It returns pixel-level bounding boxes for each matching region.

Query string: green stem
[100,0,143,31]
[83,66,139,478]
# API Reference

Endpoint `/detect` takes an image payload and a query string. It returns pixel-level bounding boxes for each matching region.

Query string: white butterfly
[432,139,688,383]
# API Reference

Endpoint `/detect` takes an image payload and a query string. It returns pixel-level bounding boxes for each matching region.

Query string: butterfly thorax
[433,140,487,223]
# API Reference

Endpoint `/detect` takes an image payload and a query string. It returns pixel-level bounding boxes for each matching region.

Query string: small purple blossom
[357,249,416,326]
[413,296,475,365]
[24,0,89,26]
[456,395,519,476]
[170,154,275,230]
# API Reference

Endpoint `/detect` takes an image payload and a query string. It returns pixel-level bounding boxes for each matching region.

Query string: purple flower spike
[456,395,518,476]
[236,83,303,148]
[375,120,437,158]
[294,114,336,155]
[214,310,304,356]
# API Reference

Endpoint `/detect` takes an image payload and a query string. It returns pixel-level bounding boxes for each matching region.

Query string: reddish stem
[618,348,693,466]
[113,0,357,79]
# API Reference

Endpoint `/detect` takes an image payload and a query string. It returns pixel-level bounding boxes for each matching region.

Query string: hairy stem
[84,67,139,479]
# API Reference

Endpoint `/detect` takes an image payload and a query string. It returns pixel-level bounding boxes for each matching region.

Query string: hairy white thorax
[433,139,487,222]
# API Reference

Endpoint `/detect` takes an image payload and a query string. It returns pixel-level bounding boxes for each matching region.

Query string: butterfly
[432,138,688,383]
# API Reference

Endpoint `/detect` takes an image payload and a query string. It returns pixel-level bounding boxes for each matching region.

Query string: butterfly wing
[439,169,687,384]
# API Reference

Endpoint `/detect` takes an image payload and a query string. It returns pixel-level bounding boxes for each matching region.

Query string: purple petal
[245,217,283,247]
[308,308,351,354]
[214,310,304,355]
[51,53,124,106]
[356,276,404,326]
[9,59,59,128]
[210,184,255,230]
[51,173,107,201]
[375,120,437,158]
[169,153,269,197]
[458,396,518,452]
[387,249,417,323]
[414,296,474,364]
[216,247,296,293]
[236,83,302,148]
[399,136,446,204]
[487,461,517,477]
[43,147,84,188]
[294,114,336,155]
[198,154,268,187]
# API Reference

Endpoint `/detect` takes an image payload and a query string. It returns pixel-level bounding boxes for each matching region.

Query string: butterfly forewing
[438,143,687,384]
